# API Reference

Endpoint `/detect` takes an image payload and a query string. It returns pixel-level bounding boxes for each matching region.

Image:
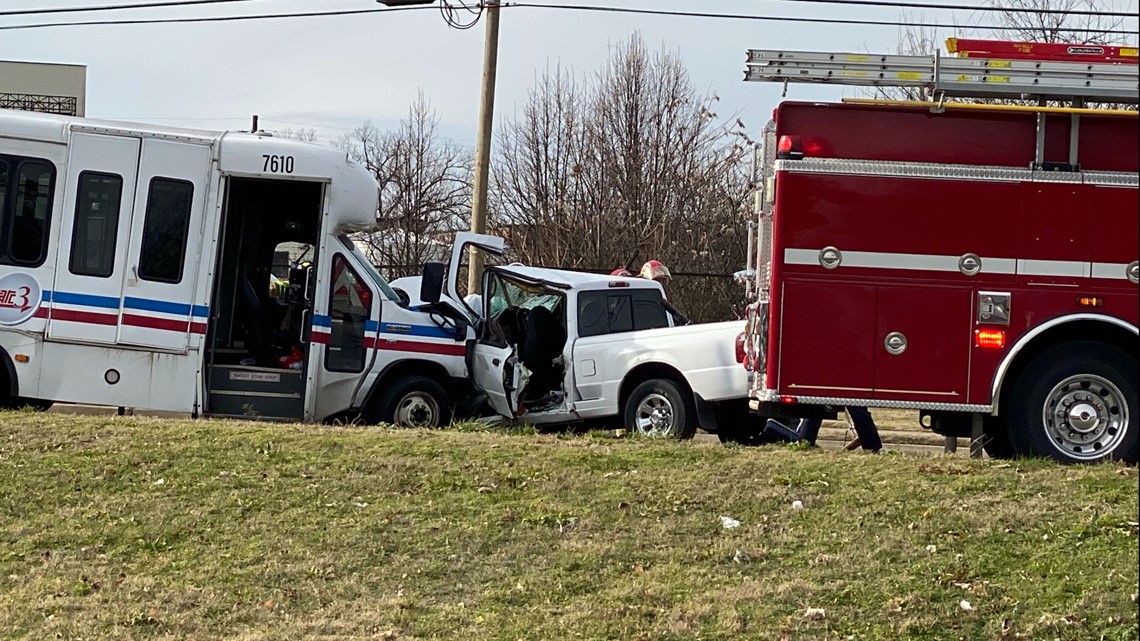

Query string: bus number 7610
[262,154,295,174]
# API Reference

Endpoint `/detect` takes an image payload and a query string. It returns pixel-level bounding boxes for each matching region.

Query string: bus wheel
[369,376,452,429]
[1007,342,1137,465]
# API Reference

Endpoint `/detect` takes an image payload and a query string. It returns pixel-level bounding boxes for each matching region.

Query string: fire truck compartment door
[873,286,971,401]
[778,282,877,398]
[48,133,141,345]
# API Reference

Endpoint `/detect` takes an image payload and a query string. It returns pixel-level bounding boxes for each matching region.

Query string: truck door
[117,139,212,352]
[47,133,140,344]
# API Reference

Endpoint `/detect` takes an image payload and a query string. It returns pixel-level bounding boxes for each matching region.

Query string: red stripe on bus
[121,314,189,333]
[50,308,119,326]
[372,338,466,357]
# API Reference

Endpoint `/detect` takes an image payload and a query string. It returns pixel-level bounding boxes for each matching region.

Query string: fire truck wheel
[624,379,697,440]
[368,376,452,429]
[1008,342,1137,465]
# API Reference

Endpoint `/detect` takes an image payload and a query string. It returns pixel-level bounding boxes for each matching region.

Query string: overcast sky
[2,0,1137,147]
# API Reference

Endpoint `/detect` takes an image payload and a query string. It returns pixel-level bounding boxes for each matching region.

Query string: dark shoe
[762,419,802,443]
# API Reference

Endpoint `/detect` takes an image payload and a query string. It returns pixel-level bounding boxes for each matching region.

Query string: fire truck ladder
[743,39,1138,171]
[743,39,1139,104]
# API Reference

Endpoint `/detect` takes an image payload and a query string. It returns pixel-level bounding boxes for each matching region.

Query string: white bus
[0,108,482,426]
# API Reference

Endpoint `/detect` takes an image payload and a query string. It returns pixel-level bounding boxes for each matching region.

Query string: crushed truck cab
[436,234,752,438]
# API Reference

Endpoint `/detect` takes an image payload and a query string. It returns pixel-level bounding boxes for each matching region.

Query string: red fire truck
[735,39,1139,464]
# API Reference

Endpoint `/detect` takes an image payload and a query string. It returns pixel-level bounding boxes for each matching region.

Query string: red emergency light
[974,329,1006,349]
[777,135,804,160]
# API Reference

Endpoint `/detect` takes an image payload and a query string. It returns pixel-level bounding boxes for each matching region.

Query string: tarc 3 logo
[0,273,42,326]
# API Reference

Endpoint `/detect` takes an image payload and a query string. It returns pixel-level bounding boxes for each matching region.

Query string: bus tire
[1007,341,1137,465]
[368,375,452,429]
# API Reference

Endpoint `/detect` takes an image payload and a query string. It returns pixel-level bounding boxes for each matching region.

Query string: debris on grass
[804,607,826,621]
[719,516,741,529]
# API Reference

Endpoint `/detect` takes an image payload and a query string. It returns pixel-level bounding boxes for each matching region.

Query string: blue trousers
[797,406,882,452]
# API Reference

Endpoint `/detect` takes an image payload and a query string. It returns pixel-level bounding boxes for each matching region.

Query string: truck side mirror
[421,262,445,305]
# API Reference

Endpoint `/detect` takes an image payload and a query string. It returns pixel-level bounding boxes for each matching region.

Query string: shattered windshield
[486,272,561,320]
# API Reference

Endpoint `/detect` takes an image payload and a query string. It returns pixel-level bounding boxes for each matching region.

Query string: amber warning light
[1078,296,1104,308]
[975,329,1006,349]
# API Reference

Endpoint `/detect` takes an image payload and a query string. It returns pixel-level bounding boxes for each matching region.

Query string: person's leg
[796,418,822,445]
[847,406,882,452]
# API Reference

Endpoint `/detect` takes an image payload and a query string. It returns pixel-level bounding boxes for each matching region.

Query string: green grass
[0,411,1137,641]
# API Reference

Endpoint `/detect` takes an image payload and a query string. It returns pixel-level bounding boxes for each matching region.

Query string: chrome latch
[884,332,907,356]
[1129,261,1138,284]
[959,253,982,277]
[819,246,842,270]
[977,291,1011,326]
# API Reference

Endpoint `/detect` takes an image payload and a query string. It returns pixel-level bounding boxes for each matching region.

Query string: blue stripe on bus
[124,297,192,316]
[41,290,208,317]
[312,315,332,327]
[46,291,120,309]
[378,322,454,339]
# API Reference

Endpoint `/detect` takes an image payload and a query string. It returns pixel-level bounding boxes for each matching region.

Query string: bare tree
[275,127,319,142]
[340,93,474,277]
[492,33,754,322]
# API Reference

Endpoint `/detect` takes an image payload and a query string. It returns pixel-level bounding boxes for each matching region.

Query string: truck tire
[1007,341,1137,465]
[367,376,452,428]
[714,402,767,445]
[981,416,1017,460]
[624,378,697,440]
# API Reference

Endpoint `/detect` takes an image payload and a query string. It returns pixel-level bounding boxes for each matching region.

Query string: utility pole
[467,1,500,296]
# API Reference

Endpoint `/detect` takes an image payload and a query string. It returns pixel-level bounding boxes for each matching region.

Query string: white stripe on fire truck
[784,249,1135,281]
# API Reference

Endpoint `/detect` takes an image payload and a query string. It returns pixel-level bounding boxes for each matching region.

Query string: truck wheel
[1007,342,1137,465]
[624,379,697,440]
[368,376,452,429]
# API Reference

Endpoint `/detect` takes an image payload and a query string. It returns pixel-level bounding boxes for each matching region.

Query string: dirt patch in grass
[1,411,1136,640]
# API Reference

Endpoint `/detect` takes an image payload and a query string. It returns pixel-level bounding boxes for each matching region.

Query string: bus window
[1,156,56,267]
[69,172,124,278]
[138,177,193,283]
[326,254,372,373]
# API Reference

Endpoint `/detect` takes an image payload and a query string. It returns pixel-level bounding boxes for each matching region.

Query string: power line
[0,5,435,30]
[2,1,1134,34]
[0,0,266,17]
[6,0,1135,19]
[503,3,1137,35]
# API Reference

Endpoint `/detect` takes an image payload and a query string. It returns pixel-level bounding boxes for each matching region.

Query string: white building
[1,60,87,116]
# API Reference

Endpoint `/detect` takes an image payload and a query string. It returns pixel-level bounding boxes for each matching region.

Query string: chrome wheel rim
[635,393,676,438]
[394,392,440,428]
[1042,374,1129,461]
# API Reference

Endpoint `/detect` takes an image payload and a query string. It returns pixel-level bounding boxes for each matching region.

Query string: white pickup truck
[421,233,753,439]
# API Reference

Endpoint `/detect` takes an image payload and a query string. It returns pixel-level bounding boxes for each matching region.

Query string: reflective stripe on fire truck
[784,249,1136,281]
[772,157,1139,188]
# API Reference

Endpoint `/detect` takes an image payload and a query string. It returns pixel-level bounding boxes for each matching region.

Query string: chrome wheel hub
[635,393,676,437]
[1043,374,1128,461]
